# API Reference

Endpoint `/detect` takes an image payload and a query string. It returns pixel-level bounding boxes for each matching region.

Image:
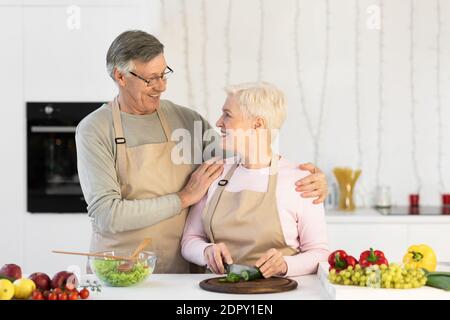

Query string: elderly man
[76,30,328,274]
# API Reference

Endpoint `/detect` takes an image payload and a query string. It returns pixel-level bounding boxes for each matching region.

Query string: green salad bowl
[89,250,157,287]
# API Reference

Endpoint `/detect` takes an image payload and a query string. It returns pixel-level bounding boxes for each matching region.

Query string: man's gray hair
[106,30,164,80]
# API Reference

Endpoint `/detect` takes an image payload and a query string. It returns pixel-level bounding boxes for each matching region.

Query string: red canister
[409,194,420,207]
[443,194,450,207]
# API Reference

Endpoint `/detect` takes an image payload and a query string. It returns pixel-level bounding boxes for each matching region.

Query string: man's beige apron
[89,97,192,273]
[203,156,298,267]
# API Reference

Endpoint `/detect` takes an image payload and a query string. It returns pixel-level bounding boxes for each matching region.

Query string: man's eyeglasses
[129,66,174,87]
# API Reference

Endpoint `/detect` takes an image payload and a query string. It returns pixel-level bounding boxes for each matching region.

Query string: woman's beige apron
[89,97,192,273]
[202,156,298,266]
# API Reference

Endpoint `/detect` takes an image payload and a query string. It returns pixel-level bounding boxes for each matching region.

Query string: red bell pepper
[359,248,388,267]
[328,250,358,272]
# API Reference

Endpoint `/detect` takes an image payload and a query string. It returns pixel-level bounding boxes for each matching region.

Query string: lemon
[13,278,36,299]
[0,279,15,300]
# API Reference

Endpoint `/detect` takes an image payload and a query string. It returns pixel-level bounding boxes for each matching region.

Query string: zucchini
[241,269,262,281]
[219,264,263,283]
[221,272,241,283]
[424,270,450,291]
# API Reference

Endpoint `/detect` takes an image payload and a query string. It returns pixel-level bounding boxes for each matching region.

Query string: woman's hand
[204,242,233,274]
[178,160,224,209]
[295,163,328,204]
[255,248,288,278]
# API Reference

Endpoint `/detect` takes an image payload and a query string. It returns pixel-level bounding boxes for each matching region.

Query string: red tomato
[58,293,68,300]
[68,288,79,295]
[53,288,63,295]
[42,290,51,300]
[68,292,79,300]
[79,288,90,299]
[48,292,58,300]
[32,290,44,300]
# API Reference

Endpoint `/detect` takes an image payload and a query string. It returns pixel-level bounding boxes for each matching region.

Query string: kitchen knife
[224,263,260,275]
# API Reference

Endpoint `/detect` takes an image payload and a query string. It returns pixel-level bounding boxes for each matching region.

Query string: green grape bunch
[328,263,427,289]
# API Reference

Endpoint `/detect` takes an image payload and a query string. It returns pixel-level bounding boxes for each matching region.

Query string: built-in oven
[27,102,104,213]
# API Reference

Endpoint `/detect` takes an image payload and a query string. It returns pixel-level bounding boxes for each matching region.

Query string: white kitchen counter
[82,269,450,300]
[83,274,328,300]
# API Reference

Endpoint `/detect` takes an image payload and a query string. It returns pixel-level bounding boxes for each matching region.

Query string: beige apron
[89,97,192,273]
[202,156,298,266]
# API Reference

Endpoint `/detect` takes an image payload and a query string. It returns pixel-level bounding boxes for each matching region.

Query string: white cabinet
[326,209,450,263]
[0,6,24,263]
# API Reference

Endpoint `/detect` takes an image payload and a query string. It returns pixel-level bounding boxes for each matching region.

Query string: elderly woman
[181,82,329,278]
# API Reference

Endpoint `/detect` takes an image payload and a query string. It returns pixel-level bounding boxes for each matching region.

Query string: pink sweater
[181,157,330,277]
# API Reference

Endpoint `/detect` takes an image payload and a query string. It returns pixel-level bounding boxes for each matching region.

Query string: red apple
[0,263,22,281]
[29,272,52,291]
[51,271,78,290]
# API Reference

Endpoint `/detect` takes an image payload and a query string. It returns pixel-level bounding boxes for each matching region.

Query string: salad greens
[92,259,151,287]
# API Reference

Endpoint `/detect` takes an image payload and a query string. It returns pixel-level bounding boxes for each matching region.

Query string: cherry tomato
[68,291,79,300]
[53,288,63,295]
[48,292,58,300]
[32,290,44,300]
[58,292,68,300]
[79,288,90,299]
[42,290,51,300]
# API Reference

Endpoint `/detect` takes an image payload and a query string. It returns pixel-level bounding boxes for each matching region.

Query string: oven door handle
[30,126,77,133]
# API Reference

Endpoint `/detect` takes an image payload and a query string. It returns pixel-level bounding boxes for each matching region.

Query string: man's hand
[178,160,224,209]
[295,163,328,204]
[255,248,287,278]
[204,243,233,274]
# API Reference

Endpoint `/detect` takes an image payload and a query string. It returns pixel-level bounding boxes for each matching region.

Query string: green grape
[331,263,427,290]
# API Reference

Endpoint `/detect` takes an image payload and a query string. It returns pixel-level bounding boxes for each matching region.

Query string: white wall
[0,0,449,274]
[160,0,450,207]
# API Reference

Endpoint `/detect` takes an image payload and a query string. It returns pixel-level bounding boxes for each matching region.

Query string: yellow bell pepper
[403,244,437,272]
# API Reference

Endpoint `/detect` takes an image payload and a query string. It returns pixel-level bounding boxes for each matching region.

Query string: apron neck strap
[217,154,279,191]
[155,105,172,141]
[267,154,279,186]
[111,98,172,141]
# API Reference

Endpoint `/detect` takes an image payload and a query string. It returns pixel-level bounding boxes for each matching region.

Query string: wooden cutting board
[199,277,298,294]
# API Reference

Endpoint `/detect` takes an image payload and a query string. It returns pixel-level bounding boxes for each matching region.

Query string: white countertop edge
[325,208,450,224]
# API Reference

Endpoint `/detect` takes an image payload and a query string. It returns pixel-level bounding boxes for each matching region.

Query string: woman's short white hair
[224,82,287,130]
